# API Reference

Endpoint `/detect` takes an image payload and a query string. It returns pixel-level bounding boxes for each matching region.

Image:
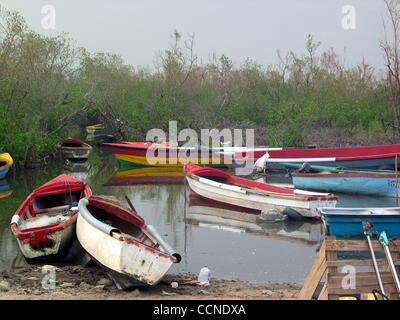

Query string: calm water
[1,147,399,284]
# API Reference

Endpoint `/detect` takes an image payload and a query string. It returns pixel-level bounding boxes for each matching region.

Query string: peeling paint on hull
[76,213,174,286]
[16,223,76,259]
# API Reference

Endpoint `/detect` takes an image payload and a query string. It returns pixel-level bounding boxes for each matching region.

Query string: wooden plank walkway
[298,236,400,300]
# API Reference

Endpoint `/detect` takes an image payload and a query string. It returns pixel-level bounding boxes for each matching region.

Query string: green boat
[88,134,118,144]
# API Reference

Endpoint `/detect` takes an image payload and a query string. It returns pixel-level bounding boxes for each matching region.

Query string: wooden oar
[125,195,137,212]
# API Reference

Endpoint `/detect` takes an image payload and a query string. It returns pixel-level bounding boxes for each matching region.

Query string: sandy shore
[0,265,301,300]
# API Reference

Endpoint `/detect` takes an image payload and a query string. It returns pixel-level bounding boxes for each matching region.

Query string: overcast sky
[0,0,390,72]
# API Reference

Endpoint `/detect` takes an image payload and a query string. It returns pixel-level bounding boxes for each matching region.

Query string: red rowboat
[184,164,337,219]
[234,144,400,171]
[58,137,92,160]
[10,175,92,259]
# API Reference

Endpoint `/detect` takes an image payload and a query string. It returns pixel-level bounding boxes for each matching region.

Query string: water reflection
[0,179,12,199]
[63,159,91,173]
[337,193,400,208]
[3,152,400,283]
[186,195,324,245]
[104,167,185,187]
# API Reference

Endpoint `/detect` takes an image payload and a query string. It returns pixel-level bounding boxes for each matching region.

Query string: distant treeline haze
[0,6,397,168]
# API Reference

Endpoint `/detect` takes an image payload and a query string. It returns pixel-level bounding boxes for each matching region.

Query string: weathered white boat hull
[15,222,76,259]
[186,176,336,218]
[76,212,174,285]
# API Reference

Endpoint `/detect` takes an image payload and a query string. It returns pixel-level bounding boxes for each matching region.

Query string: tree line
[0,3,399,168]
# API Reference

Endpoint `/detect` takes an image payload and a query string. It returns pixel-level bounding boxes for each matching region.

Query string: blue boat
[282,162,394,174]
[319,207,400,239]
[0,153,13,179]
[291,172,400,197]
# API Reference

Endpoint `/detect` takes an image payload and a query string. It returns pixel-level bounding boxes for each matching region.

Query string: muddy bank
[0,265,301,300]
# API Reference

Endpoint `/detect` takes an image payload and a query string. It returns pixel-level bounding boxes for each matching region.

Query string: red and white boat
[10,175,92,259]
[77,195,181,286]
[58,137,92,160]
[183,164,337,219]
[234,144,400,171]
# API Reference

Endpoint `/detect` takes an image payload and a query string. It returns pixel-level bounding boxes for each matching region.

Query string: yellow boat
[105,167,185,186]
[101,141,230,168]
[0,153,13,179]
[86,123,104,134]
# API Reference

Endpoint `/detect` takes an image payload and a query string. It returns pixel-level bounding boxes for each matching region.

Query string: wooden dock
[298,236,400,300]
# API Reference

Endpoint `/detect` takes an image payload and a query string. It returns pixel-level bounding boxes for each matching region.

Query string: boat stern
[120,240,176,285]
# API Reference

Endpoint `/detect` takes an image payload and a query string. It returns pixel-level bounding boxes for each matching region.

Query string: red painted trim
[88,195,145,228]
[184,164,338,201]
[101,142,221,158]
[61,137,91,149]
[123,229,175,261]
[11,177,92,250]
[233,144,400,162]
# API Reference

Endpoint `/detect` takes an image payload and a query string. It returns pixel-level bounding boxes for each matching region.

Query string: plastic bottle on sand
[198,266,210,284]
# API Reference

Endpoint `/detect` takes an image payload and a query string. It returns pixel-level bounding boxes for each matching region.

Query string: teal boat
[291,171,400,197]
[282,162,394,174]
[319,207,400,239]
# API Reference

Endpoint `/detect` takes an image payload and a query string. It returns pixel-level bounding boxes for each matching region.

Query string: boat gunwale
[11,212,78,236]
[234,144,400,162]
[319,207,400,217]
[292,172,400,178]
[78,197,176,261]
[11,175,92,238]
[185,164,338,201]
[0,153,13,171]
[102,142,225,153]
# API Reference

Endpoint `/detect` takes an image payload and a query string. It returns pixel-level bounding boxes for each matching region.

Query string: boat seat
[34,204,72,216]
[19,211,74,230]
[121,232,156,248]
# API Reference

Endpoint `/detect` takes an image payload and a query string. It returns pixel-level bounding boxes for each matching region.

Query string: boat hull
[15,218,77,259]
[271,157,400,172]
[186,175,337,218]
[59,138,92,160]
[292,173,400,197]
[76,201,175,286]
[102,142,228,168]
[320,207,400,238]
[0,153,13,179]
[10,174,92,260]
[234,144,400,172]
